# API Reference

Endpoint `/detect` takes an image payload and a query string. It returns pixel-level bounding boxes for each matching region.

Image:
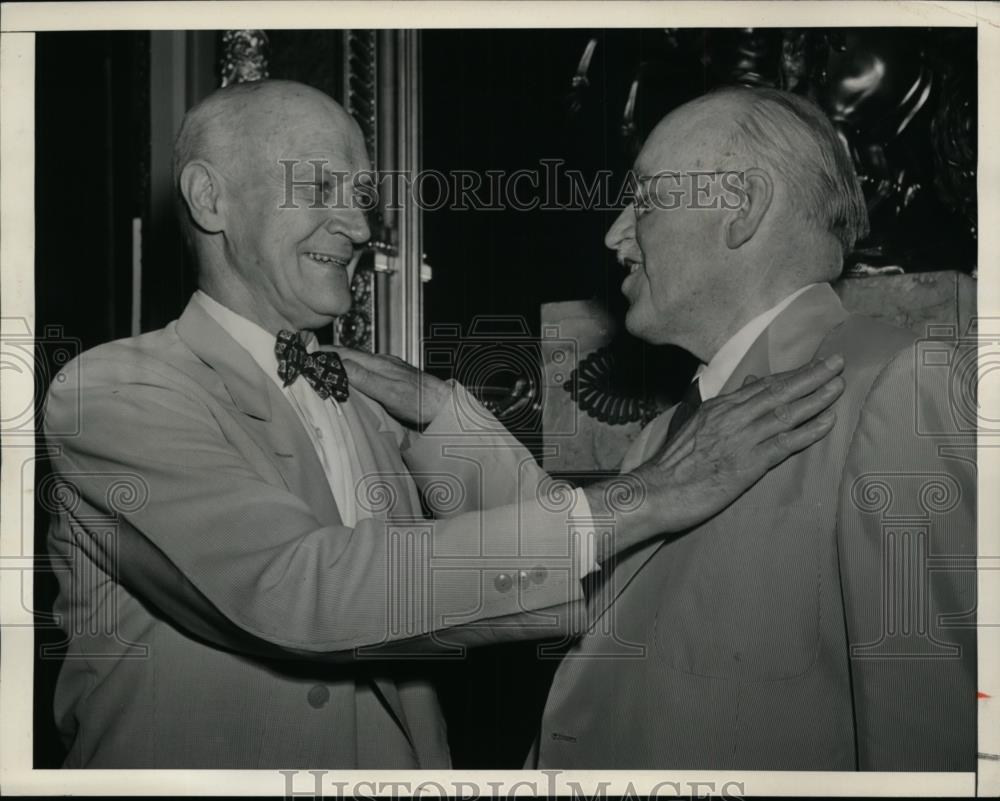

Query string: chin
[625,313,674,347]
[312,303,351,324]
[330,289,354,316]
[291,301,347,331]
[291,314,333,332]
[302,288,352,321]
[624,308,652,342]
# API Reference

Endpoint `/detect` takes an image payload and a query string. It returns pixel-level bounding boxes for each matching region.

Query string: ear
[724,167,773,250]
[179,160,226,234]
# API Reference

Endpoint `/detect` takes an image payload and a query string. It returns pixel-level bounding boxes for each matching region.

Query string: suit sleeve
[44,357,585,662]
[837,343,977,771]
[403,380,552,515]
[405,382,601,577]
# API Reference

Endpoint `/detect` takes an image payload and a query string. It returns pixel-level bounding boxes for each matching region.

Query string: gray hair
[711,85,869,256]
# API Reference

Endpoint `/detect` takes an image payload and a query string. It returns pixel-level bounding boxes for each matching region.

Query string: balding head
[643,86,868,262]
[174,80,363,221]
[606,86,866,360]
[173,79,371,333]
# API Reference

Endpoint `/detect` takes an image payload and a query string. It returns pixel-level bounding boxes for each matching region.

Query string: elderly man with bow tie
[42,79,844,769]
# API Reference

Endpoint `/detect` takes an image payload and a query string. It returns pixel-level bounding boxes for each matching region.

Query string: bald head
[174,79,362,201]
[640,94,743,176]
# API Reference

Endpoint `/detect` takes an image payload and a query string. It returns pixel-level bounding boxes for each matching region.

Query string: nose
[329,205,371,247]
[605,204,636,251]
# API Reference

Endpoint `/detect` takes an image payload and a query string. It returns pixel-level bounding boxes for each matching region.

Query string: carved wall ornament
[563,345,664,426]
[219,30,269,87]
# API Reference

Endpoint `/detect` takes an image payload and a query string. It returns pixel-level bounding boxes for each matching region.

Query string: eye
[352,180,379,213]
[633,191,652,218]
[292,180,331,207]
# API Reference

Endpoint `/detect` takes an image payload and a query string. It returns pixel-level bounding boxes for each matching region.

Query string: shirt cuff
[572,487,602,579]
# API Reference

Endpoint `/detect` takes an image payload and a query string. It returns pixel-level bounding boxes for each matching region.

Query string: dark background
[33,27,977,768]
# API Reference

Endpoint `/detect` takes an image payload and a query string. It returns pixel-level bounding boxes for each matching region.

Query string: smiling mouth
[304,251,350,267]
[617,253,643,276]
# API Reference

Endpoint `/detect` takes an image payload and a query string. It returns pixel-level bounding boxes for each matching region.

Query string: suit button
[518,570,530,588]
[494,573,513,593]
[307,684,330,709]
[530,565,548,584]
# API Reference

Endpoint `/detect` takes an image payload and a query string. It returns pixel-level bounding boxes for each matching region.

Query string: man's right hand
[583,355,845,562]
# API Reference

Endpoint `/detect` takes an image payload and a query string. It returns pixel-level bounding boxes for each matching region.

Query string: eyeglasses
[629,170,748,217]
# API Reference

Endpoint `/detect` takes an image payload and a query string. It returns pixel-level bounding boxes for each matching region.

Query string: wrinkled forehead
[237,97,370,181]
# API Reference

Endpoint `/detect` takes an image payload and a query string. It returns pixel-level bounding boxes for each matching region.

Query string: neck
[688,277,814,365]
[199,275,292,335]
[196,241,297,335]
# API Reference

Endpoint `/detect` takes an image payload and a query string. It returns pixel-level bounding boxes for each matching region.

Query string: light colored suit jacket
[43,296,585,768]
[534,284,977,771]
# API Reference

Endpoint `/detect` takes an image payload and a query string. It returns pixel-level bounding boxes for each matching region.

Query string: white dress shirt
[193,290,364,526]
[693,283,819,401]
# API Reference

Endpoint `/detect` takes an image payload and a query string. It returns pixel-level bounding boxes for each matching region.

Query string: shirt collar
[192,290,317,387]
[695,283,819,401]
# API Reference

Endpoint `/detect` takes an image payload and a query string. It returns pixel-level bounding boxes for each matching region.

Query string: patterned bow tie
[274,330,349,402]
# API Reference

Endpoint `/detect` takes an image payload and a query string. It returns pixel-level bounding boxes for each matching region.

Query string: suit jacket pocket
[650,503,822,682]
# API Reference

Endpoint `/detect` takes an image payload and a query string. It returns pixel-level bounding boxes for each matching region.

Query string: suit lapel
[343,392,422,521]
[590,284,849,626]
[176,298,342,526]
[178,298,418,748]
[246,386,344,527]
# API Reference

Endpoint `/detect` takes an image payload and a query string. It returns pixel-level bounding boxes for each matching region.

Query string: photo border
[2,2,997,796]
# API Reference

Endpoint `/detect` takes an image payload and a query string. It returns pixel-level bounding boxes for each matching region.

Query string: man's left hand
[327,347,451,426]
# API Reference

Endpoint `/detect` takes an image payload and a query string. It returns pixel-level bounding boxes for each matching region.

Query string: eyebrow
[637,169,739,179]
[634,171,685,183]
[632,173,684,193]
[292,164,351,183]
[635,170,688,181]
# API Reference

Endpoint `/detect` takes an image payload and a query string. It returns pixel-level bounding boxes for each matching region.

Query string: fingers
[748,374,845,441]
[339,357,394,395]
[754,408,837,469]
[327,347,414,374]
[730,354,844,409]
